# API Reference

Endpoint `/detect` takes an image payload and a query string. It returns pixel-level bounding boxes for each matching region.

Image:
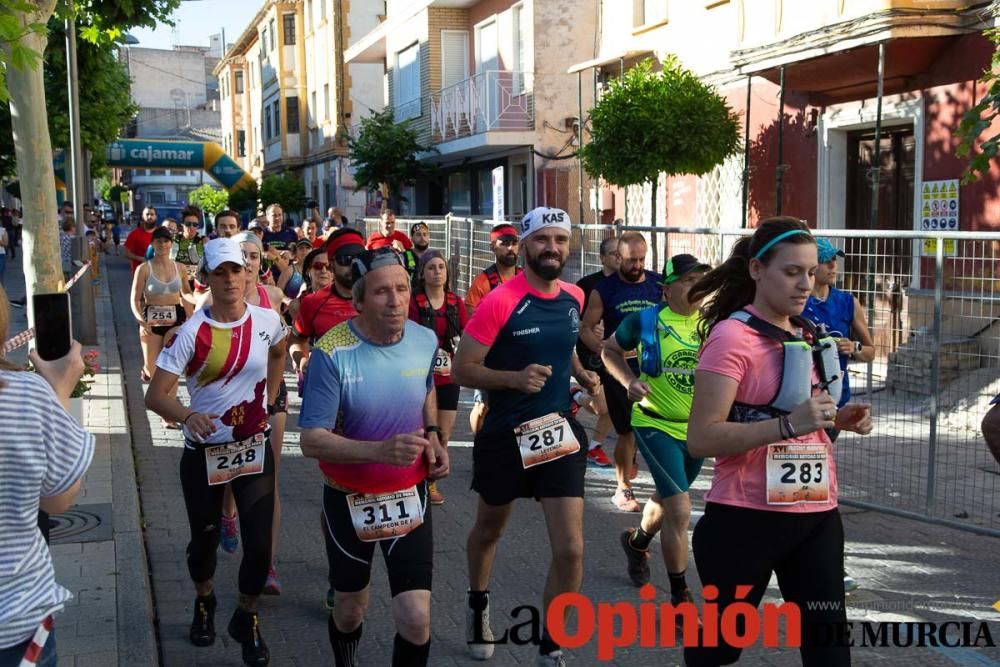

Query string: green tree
[94,173,110,200]
[347,107,433,211]
[957,28,1000,184]
[188,184,229,216]
[259,172,304,217]
[228,181,259,216]
[579,57,741,225]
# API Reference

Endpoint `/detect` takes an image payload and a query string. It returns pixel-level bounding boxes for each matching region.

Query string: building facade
[345,0,600,221]
[216,0,384,220]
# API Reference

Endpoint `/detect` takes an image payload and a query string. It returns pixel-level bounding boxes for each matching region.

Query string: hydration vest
[415,291,462,354]
[484,264,521,290]
[637,304,699,378]
[726,310,842,424]
[402,249,419,274]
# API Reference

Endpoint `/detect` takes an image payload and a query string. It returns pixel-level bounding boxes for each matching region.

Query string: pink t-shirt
[696,306,837,513]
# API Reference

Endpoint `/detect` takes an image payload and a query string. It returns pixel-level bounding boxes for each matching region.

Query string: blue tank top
[594,271,662,373]
[803,287,854,406]
[284,268,304,298]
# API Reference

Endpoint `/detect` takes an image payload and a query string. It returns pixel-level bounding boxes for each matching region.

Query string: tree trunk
[650,175,658,226]
[3,0,61,302]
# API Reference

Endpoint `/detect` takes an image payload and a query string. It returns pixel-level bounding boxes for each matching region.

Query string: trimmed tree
[188,183,229,216]
[579,57,741,225]
[347,107,433,212]
[259,172,305,218]
[957,28,1000,184]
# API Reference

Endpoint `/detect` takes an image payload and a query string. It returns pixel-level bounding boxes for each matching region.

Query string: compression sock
[468,589,489,610]
[628,526,655,551]
[392,633,430,667]
[668,570,689,601]
[328,617,362,667]
[539,628,560,655]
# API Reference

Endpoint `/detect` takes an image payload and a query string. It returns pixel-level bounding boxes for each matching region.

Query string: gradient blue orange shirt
[157,304,287,444]
[299,319,437,494]
[464,272,584,435]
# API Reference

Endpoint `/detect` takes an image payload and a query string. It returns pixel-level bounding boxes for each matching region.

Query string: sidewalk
[27,247,1000,666]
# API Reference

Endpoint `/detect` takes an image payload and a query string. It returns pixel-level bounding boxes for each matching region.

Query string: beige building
[345,0,600,221]
[216,0,383,219]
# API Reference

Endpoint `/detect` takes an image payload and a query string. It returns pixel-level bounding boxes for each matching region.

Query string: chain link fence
[359,215,1000,535]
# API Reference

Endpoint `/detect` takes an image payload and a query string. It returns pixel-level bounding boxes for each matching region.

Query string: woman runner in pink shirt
[685,217,873,666]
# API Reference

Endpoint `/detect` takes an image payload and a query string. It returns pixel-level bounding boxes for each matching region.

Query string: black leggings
[179,438,275,595]
[685,503,849,667]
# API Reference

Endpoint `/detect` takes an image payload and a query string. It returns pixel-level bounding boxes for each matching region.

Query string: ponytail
[692,216,815,340]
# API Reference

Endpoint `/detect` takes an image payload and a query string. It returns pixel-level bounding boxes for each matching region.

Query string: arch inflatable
[106,139,255,193]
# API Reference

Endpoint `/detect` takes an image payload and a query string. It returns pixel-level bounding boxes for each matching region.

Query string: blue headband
[752,229,811,259]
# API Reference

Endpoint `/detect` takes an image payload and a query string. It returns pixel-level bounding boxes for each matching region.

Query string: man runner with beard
[454,207,600,667]
[125,206,158,273]
[401,222,431,283]
[580,232,662,512]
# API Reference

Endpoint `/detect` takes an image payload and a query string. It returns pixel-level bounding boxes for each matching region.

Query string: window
[286,97,299,133]
[283,14,296,45]
[237,130,246,157]
[323,83,330,122]
[235,71,244,94]
[269,18,276,50]
[265,105,272,140]
[311,90,317,127]
[394,42,420,121]
[634,0,668,27]
[512,4,527,92]
[274,100,281,136]
[441,31,468,89]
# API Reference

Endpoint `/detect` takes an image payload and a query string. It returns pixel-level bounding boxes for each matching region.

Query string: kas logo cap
[520,207,572,240]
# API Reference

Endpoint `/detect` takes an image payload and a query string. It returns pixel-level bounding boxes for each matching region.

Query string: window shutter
[441,31,468,88]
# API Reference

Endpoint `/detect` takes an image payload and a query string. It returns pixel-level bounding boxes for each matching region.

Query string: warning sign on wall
[919,179,958,257]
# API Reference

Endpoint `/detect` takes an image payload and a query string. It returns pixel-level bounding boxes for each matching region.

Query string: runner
[408,249,469,505]
[124,206,158,273]
[145,237,287,667]
[401,222,431,282]
[602,254,710,607]
[130,227,193,389]
[286,247,334,326]
[213,210,242,239]
[453,207,599,666]
[684,217,873,666]
[301,218,324,249]
[579,231,662,511]
[212,232,288,596]
[176,207,205,287]
[276,239,312,302]
[574,236,620,466]
[299,248,447,667]
[464,222,522,433]
[365,209,413,251]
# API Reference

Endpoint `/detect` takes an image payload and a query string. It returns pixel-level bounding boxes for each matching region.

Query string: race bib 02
[766,442,830,505]
[146,305,177,326]
[347,486,424,542]
[516,413,580,469]
[432,348,452,376]
[205,433,266,486]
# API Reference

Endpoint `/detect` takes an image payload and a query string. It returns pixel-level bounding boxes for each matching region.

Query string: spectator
[0,286,94,667]
[124,207,158,273]
[325,207,349,231]
[365,209,413,251]
[60,219,75,276]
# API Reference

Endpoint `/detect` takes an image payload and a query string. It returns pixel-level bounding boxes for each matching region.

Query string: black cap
[151,226,175,242]
[662,254,711,285]
[351,248,405,283]
[410,221,429,235]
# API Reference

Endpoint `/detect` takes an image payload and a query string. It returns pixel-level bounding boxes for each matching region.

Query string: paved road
[98,253,1000,666]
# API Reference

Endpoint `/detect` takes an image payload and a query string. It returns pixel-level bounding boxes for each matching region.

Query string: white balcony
[429,70,533,144]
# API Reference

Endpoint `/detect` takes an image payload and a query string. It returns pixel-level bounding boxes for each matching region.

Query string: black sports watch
[425,425,443,438]
[854,341,862,354]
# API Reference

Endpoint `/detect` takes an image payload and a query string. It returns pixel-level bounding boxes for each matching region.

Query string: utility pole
[66,18,97,344]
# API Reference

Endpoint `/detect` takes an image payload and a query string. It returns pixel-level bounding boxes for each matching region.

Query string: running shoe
[844,573,859,592]
[587,446,612,467]
[620,528,651,586]
[262,565,281,595]
[189,593,216,647]
[219,514,239,553]
[428,481,444,505]
[466,592,495,660]
[612,487,641,512]
[537,650,567,666]
[227,608,269,666]
[671,588,700,629]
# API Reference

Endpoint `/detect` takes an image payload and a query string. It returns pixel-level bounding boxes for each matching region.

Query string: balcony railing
[429,70,534,143]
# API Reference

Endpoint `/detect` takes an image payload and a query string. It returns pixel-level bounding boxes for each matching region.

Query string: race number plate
[147,305,177,326]
[347,486,424,542]
[205,433,266,486]
[516,413,580,469]
[432,348,452,377]
[766,442,830,505]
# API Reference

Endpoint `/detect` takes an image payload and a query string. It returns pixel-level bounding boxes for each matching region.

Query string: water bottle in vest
[814,323,843,406]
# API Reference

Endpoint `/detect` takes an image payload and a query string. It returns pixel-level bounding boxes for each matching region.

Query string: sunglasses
[183,221,199,227]
[310,261,331,272]
[332,254,358,267]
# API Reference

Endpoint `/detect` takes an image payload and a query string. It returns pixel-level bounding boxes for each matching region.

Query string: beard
[144,220,157,230]
[415,240,429,252]
[497,252,518,268]
[334,272,353,291]
[526,250,565,281]
[621,266,643,282]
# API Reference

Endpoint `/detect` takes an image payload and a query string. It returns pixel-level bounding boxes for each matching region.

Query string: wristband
[182,412,198,425]
[425,426,443,438]
[777,417,786,440]
[854,341,862,354]
[780,415,797,439]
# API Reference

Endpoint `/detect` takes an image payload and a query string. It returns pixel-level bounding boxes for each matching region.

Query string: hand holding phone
[28,340,83,403]
[33,292,72,361]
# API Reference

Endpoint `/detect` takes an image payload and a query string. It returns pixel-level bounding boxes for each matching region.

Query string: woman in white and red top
[145,238,287,667]
[407,249,469,505]
[685,217,873,666]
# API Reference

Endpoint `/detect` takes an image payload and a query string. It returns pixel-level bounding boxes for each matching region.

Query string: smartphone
[33,292,72,361]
